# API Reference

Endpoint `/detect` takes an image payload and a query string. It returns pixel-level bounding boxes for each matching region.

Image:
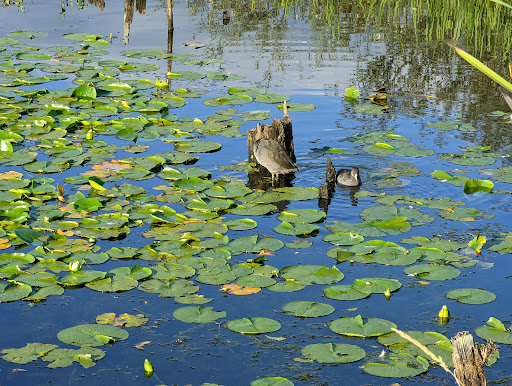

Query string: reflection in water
[222,10,230,25]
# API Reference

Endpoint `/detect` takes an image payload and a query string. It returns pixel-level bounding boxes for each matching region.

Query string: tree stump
[318,156,336,199]
[451,332,496,386]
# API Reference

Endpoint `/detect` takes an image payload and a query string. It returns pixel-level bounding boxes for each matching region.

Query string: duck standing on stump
[336,167,361,187]
[253,138,298,185]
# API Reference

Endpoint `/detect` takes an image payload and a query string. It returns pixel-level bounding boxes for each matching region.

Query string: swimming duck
[336,167,361,187]
[253,138,298,184]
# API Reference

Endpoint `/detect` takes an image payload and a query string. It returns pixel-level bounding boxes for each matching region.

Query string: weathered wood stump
[451,332,497,386]
[318,156,336,199]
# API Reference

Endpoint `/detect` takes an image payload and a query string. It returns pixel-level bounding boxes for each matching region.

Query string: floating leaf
[330,315,397,337]
[173,305,226,323]
[57,324,129,347]
[301,343,365,364]
[363,353,429,377]
[42,347,105,368]
[475,317,512,344]
[403,264,460,281]
[226,317,281,334]
[323,285,371,301]
[282,301,335,318]
[279,265,343,285]
[1,343,59,364]
[445,288,496,304]
[463,178,494,194]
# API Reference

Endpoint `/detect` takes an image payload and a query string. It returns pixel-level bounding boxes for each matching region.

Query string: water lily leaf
[85,276,138,292]
[463,178,494,194]
[277,209,326,224]
[438,152,496,166]
[427,121,475,132]
[57,324,129,347]
[203,94,252,107]
[361,205,434,226]
[108,264,152,281]
[238,110,271,120]
[266,279,305,292]
[236,274,276,288]
[228,87,266,96]
[96,312,148,327]
[254,94,290,104]
[282,301,335,318]
[351,278,402,293]
[330,315,397,337]
[354,103,388,114]
[273,221,319,236]
[166,71,206,80]
[301,343,365,364]
[174,295,212,304]
[445,288,496,304]
[250,377,293,386]
[60,270,107,286]
[403,264,460,280]
[363,353,429,377]
[323,285,371,300]
[42,346,105,368]
[203,185,252,198]
[224,218,257,230]
[173,305,226,323]
[174,140,221,153]
[475,318,512,344]
[119,62,159,72]
[431,170,469,186]
[285,240,313,249]
[1,343,59,364]
[278,103,315,112]
[279,265,343,285]
[322,232,364,246]
[8,30,48,39]
[0,281,32,302]
[228,203,277,216]
[72,85,96,100]
[439,207,493,221]
[226,317,281,334]
[226,235,284,254]
[206,72,244,81]
[73,198,103,212]
[174,177,214,192]
[24,284,64,301]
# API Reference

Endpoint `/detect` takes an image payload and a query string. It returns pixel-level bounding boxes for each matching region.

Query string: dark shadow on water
[336,183,361,206]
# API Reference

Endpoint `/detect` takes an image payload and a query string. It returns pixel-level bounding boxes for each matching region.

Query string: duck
[336,167,361,187]
[253,138,298,184]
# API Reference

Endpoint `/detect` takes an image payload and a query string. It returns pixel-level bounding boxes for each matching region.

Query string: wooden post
[451,332,496,386]
[318,156,336,199]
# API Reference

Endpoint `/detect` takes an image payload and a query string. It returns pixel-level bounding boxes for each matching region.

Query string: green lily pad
[85,276,138,292]
[60,270,107,286]
[273,221,319,236]
[282,301,335,318]
[463,178,494,194]
[301,343,365,364]
[403,264,460,281]
[1,343,59,364]
[173,305,226,323]
[323,285,371,301]
[8,30,48,39]
[279,265,344,285]
[250,377,293,386]
[236,274,276,288]
[57,324,129,347]
[330,315,397,337]
[42,346,105,368]
[475,317,512,344]
[254,94,291,104]
[166,71,206,80]
[363,353,429,377]
[203,94,252,107]
[226,317,281,334]
[96,312,148,327]
[322,232,364,246]
[446,288,496,304]
[278,103,315,112]
[277,209,326,224]
[0,281,32,302]
[174,140,222,153]
[351,278,402,293]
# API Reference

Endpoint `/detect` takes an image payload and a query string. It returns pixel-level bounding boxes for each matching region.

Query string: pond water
[1,1,512,385]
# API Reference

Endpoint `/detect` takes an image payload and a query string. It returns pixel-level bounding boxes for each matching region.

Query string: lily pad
[363,353,429,377]
[282,301,335,318]
[323,285,371,301]
[57,324,129,347]
[475,317,512,344]
[403,264,460,281]
[42,346,105,368]
[446,288,496,304]
[279,265,344,285]
[226,317,281,334]
[330,315,397,337]
[1,343,59,364]
[301,343,365,364]
[173,305,226,323]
